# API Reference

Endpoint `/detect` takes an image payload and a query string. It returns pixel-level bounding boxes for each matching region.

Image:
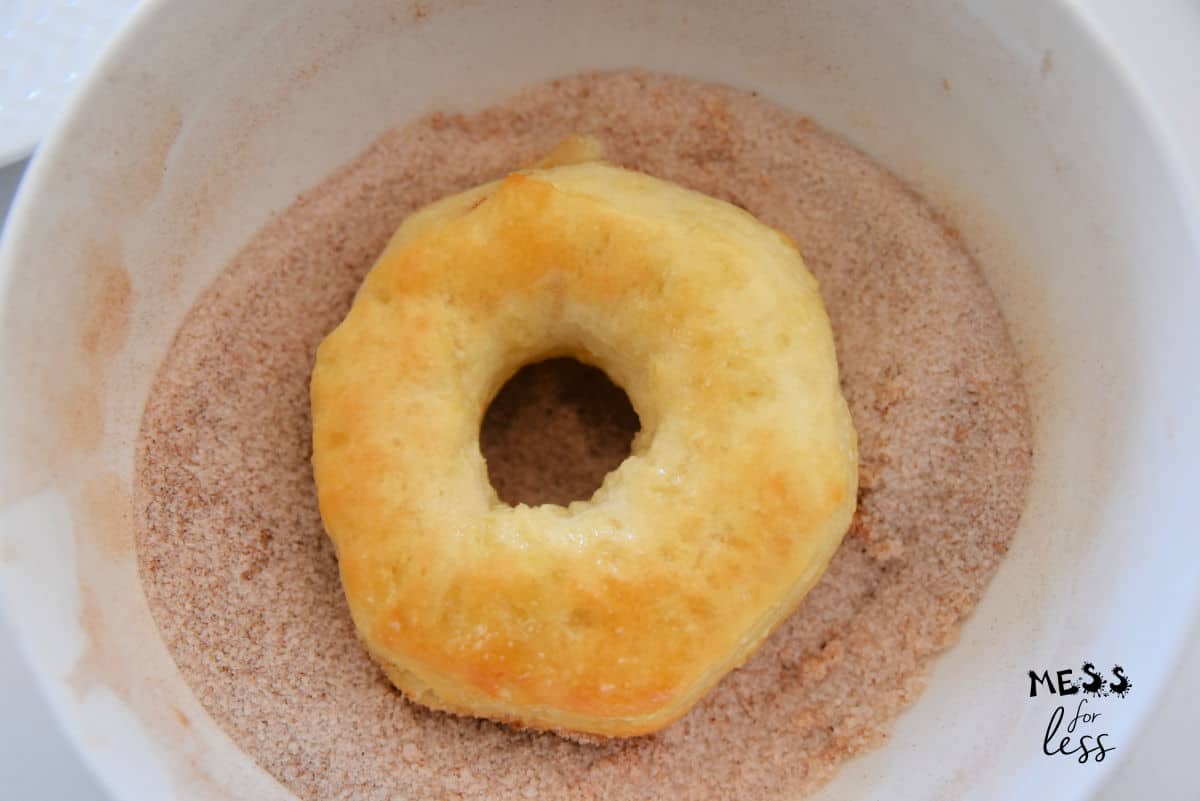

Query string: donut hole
[480,357,640,507]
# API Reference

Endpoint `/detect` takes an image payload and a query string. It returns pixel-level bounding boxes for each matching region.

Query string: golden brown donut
[310,155,858,737]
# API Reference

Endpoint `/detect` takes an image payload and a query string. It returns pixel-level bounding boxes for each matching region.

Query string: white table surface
[2,0,1199,795]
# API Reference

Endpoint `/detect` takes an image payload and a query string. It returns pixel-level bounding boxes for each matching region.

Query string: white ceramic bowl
[1,1,1198,799]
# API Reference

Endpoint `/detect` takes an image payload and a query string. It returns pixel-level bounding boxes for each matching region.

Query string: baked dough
[311,155,858,737]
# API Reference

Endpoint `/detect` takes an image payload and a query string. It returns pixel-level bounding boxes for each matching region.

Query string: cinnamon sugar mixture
[135,71,1032,800]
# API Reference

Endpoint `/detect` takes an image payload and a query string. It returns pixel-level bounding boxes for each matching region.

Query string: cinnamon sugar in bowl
[1,2,1198,801]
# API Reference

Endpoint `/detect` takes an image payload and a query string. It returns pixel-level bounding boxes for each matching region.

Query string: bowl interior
[1,1,1198,799]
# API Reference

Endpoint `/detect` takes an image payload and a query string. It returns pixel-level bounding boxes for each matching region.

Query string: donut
[310,152,858,737]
